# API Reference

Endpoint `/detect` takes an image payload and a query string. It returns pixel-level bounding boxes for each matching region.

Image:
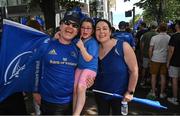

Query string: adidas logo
[48,49,57,55]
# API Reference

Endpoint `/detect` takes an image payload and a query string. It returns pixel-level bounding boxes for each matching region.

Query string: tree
[28,0,82,35]
[58,0,82,11]
[134,0,180,24]
[89,0,99,18]
[29,0,55,32]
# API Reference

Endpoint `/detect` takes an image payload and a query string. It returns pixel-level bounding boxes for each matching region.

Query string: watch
[128,90,134,95]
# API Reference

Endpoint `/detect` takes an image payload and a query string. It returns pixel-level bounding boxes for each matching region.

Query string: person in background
[113,21,135,50]
[140,21,158,86]
[147,23,170,100]
[125,22,133,34]
[73,18,98,115]
[93,19,138,115]
[135,22,148,78]
[167,20,180,105]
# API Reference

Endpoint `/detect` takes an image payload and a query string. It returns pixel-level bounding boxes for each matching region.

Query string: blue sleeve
[86,39,99,58]
[128,33,135,48]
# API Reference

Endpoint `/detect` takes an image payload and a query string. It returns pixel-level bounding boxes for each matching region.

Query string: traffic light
[125,10,132,17]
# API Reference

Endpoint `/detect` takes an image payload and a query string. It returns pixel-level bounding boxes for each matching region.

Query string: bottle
[121,101,128,115]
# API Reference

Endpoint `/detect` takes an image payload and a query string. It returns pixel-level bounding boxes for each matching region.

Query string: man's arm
[167,46,174,67]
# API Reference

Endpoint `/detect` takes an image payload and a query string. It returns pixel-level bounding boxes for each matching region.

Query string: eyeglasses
[81,27,92,31]
[63,20,79,29]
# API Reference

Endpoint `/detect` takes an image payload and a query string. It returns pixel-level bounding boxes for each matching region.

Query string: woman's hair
[95,19,113,38]
[95,19,112,31]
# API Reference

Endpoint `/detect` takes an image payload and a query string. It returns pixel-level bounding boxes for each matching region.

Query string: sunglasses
[63,20,79,29]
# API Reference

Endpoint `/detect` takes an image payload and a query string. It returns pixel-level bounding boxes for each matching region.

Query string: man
[140,21,158,86]
[113,21,135,50]
[135,22,148,76]
[148,23,170,100]
[33,11,93,115]
[167,20,180,105]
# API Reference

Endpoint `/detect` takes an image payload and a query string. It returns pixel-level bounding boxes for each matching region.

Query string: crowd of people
[0,10,179,115]
[136,20,180,107]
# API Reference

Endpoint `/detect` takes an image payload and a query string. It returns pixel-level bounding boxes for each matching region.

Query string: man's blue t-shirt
[113,31,135,49]
[78,37,99,72]
[39,40,78,104]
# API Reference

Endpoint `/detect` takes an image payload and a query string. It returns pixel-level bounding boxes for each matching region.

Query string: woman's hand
[123,91,133,102]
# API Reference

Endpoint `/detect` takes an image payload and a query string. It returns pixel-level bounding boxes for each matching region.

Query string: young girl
[73,18,99,115]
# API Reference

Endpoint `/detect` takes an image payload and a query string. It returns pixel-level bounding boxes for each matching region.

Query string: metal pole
[132,7,135,32]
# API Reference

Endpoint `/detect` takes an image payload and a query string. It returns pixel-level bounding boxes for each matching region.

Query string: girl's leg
[73,69,96,115]
[73,68,82,112]
[73,83,86,115]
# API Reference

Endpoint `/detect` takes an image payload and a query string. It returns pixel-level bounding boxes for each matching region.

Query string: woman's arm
[123,42,139,101]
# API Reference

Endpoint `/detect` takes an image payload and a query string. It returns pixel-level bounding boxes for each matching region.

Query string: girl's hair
[80,18,95,30]
[95,19,113,38]
[80,18,95,37]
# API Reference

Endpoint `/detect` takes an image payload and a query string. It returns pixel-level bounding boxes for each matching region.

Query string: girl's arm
[76,39,93,62]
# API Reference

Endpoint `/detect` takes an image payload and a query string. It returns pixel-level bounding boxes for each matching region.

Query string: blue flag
[0,19,50,102]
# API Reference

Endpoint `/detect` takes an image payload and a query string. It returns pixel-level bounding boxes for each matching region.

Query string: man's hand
[86,77,95,88]
[33,93,41,105]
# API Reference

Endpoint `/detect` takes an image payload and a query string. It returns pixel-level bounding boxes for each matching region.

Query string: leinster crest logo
[4,51,33,85]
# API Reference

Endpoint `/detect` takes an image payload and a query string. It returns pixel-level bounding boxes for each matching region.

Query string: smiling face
[95,21,112,43]
[59,20,79,44]
[80,21,93,39]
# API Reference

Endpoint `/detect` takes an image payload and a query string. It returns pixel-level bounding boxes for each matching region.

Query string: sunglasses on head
[63,20,79,29]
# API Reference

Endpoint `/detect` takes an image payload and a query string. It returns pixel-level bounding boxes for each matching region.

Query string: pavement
[82,81,180,115]
[24,79,180,115]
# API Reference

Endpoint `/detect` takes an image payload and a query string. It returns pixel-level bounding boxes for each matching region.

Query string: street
[83,82,180,115]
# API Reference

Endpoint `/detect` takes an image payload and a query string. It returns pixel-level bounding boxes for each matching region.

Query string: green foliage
[57,0,82,11]
[134,0,180,23]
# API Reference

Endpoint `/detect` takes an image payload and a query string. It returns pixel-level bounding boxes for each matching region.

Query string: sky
[112,0,143,28]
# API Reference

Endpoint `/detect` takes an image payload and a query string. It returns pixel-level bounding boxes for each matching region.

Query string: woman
[93,19,138,115]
